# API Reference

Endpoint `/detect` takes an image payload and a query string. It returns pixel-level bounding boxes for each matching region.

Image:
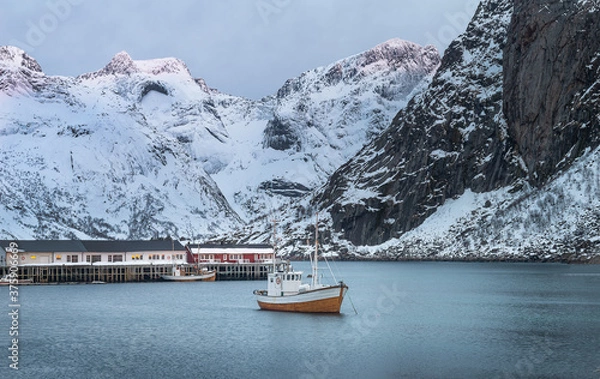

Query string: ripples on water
[1,262,600,378]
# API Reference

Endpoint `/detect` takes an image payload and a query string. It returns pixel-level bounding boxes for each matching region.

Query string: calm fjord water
[2,262,600,379]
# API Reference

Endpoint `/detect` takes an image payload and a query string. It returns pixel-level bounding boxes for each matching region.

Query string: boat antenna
[272,218,278,273]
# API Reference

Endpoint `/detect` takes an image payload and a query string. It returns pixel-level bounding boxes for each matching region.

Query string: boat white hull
[161,270,216,282]
[0,279,34,286]
[254,283,348,313]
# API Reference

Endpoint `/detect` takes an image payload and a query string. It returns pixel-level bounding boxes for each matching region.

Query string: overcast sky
[1,0,479,99]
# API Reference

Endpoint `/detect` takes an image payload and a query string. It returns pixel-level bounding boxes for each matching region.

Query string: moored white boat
[161,265,216,282]
[0,274,34,285]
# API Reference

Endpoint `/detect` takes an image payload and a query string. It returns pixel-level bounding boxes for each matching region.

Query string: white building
[1,240,188,266]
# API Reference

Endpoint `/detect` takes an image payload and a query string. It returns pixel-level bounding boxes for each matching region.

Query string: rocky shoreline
[288,252,600,264]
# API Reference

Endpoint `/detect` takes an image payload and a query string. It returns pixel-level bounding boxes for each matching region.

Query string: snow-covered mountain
[211,39,440,221]
[267,0,600,262]
[5,0,597,264]
[0,46,242,239]
[0,39,440,240]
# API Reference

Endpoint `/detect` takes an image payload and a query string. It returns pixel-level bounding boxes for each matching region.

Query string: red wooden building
[186,244,274,264]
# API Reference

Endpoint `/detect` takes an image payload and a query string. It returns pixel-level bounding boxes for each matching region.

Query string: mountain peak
[357,38,439,68]
[373,37,418,50]
[275,38,440,99]
[80,51,191,79]
[0,46,43,73]
[105,51,137,75]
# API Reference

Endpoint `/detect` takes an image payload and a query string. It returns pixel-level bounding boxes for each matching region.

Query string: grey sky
[1,0,479,99]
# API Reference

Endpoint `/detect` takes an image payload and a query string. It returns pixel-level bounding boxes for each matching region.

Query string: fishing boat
[161,265,216,282]
[253,216,348,313]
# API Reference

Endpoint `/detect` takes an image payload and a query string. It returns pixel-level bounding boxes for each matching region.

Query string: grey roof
[1,240,86,253]
[1,240,185,253]
[188,243,272,249]
[82,240,185,252]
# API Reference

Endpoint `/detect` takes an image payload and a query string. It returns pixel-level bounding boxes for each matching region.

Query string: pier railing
[0,261,286,284]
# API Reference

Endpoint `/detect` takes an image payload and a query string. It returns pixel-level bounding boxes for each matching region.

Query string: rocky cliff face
[287,0,600,261]
[316,0,519,246]
[503,0,600,186]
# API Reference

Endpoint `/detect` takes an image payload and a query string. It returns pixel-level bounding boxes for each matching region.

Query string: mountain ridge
[0,39,440,241]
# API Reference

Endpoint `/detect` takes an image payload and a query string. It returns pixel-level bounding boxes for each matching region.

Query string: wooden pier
[1,262,280,284]
[203,262,273,281]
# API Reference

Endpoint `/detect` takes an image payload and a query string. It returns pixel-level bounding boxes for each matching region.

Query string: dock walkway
[1,262,281,284]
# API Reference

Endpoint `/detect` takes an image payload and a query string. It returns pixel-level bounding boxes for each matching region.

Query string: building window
[67,255,78,263]
[108,255,123,263]
[56,255,62,260]
[86,255,101,263]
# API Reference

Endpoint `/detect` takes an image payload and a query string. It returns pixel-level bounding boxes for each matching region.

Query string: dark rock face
[503,0,600,186]
[139,81,170,99]
[317,0,600,247]
[262,117,301,151]
[259,179,310,198]
[317,0,520,246]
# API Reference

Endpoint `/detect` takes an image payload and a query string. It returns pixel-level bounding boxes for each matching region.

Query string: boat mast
[272,219,277,273]
[171,238,176,273]
[312,212,319,288]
